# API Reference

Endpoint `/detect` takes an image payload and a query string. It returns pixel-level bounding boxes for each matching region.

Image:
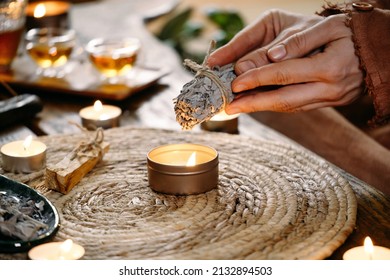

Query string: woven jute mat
[1,127,357,259]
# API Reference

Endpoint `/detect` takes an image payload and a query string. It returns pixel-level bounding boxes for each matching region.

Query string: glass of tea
[25,27,76,78]
[0,0,27,73]
[86,37,141,84]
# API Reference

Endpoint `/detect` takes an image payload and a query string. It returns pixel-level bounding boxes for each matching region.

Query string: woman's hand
[207,10,364,114]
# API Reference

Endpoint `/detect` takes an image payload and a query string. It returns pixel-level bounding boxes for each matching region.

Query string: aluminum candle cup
[342,236,390,260]
[28,239,85,260]
[201,111,239,134]
[147,144,219,195]
[1,137,46,173]
[25,1,71,31]
[79,100,122,130]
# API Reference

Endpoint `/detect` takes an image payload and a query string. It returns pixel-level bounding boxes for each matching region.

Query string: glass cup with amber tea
[86,37,141,84]
[25,27,76,78]
[0,0,27,73]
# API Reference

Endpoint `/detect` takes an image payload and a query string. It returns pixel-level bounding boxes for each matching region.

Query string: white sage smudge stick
[174,40,236,130]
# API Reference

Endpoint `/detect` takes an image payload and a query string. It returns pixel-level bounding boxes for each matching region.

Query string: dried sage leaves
[174,41,236,130]
[0,193,48,241]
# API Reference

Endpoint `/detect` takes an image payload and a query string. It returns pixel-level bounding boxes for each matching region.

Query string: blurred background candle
[343,236,390,260]
[147,143,218,195]
[79,100,122,130]
[201,110,239,134]
[0,135,46,173]
[28,239,85,260]
[25,1,71,31]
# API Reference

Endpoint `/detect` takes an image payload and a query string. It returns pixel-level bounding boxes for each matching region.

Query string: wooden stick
[46,141,109,194]
[46,128,110,194]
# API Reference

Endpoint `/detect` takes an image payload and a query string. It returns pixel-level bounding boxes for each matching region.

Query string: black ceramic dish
[0,175,60,253]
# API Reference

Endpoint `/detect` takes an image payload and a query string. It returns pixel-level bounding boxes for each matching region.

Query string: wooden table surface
[0,0,389,260]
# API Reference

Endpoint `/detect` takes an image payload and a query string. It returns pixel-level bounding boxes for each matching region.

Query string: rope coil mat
[2,127,357,259]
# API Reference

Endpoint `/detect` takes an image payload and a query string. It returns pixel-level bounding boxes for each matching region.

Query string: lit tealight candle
[79,100,122,130]
[343,236,390,260]
[28,239,85,260]
[147,143,219,195]
[1,135,46,173]
[25,1,71,31]
[201,110,239,134]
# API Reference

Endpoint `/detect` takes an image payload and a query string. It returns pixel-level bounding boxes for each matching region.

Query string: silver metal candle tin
[79,104,122,130]
[1,145,46,173]
[147,143,219,195]
[80,116,120,130]
[201,117,239,134]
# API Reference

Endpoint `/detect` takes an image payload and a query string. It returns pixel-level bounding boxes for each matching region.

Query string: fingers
[225,82,336,114]
[207,11,277,68]
[267,14,350,62]
[225,78,363,115]
[232,56,322,92]
[233,15,324,74]
[234,46,271,75]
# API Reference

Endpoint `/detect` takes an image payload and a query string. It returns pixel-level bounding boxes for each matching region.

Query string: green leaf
[157,8,193,41]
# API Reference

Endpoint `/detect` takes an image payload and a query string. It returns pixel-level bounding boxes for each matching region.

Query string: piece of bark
[46,129,109,194]
[174,41,236,130]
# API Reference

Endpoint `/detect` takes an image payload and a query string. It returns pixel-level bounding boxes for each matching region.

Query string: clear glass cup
[0,0,27,73]
[25,27,76,78]
[85,37,141,84]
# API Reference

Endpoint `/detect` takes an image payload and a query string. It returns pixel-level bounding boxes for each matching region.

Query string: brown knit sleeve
[319,1,390,126]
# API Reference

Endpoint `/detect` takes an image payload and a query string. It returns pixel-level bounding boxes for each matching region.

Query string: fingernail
[207,56,216,67]
[225,105,240,115]
[268,44,287,61]
[235,60,256,74]
[232,83,246,92]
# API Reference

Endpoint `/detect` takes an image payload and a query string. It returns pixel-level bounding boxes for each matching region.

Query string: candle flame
[34,3,46,18]
[186,152,196,166]
[364,236,374,254]
[23,135,33,151]
[94,100,103,112]
[60,239,73,254]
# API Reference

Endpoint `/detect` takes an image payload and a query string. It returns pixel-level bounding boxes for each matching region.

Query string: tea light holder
[25,1,71,31]
[28,239,85,260]
[201,110,239,134]
[343,236,390,260]
[1,136,46,173]
[79,100,122,130]
[147,143,219,195]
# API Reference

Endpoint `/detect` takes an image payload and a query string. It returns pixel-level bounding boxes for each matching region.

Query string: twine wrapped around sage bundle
[174,41,236,130]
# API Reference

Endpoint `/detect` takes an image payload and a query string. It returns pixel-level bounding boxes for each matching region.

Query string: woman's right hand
[207,9,323,72]
[207,10,364,114]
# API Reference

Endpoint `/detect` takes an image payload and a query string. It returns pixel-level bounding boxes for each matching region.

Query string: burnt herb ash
[0,192,48,241]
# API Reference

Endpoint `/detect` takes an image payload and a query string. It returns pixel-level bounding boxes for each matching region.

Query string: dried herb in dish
[0,193,48,241]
